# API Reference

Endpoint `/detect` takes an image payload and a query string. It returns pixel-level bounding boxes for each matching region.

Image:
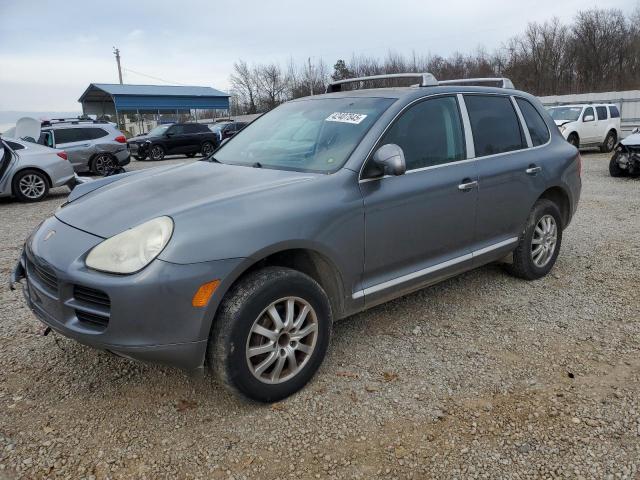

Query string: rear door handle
[458,180,478,191]
[526,166,542,175]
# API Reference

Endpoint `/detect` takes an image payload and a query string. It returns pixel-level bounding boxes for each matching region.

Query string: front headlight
[86,216,173,274]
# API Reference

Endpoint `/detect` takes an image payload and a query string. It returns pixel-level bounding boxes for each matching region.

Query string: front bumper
[11,216,243,370]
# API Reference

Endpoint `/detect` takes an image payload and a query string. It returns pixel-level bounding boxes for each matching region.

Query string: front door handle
[458,180,478,191]
[526,166,542,175]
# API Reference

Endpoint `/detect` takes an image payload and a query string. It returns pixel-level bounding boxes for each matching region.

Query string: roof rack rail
[41,117,108,126]
[438,77,515,89]
[326,73,438,93]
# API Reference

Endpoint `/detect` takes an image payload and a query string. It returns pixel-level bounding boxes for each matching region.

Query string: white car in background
[547,104,621,152]
[0,135,76,202]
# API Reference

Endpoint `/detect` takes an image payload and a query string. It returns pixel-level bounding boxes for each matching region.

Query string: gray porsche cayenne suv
[12,74,581,402]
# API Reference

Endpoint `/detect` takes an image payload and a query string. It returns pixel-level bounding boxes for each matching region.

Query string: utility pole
[308,57,314,96]
[113,47,123,84]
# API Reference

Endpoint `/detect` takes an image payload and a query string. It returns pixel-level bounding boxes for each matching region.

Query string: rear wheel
[567,133,579,149]
[149,145,165,161]
[505,199,563,280]
[201,141,215,157]
[12,169,49,202]
[91,153,117,176]
[209,267,332,403]
[609,152,627,177]
[600,130,617,153]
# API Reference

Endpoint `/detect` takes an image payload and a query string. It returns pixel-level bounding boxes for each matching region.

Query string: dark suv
[128,122,219,161]
[13,74,581,403]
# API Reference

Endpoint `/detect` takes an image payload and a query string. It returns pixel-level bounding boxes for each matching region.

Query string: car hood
[621,132,640,146]
[55,161,316,238]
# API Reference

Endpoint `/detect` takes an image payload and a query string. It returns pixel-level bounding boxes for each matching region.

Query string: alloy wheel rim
[152,146,163,160]
[531,214,557,267]
[246,296,318,384]
[607,136,615,149]
[94,155,114,175]
[202,143,213,155]
[18,174,46,199]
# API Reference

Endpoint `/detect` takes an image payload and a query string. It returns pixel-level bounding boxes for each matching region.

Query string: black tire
[12,169,49,202]
[567,133,579,148]
[505,199,563,280]
[609,152,627,177]
[209,266,332,403]
[149,144,165,161]
[91,153,117,176]
[134,154,147,161]
[600,130,617,153]
[201,141,215,157]
[185,152,197,158]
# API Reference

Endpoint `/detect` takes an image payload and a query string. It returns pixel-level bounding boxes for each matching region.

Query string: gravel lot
[1,152,639,479]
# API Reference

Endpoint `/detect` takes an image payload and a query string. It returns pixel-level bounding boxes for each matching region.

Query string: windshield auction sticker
[325,112,368,124]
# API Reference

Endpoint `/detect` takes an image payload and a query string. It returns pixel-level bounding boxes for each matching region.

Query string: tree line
[229,7,640,115]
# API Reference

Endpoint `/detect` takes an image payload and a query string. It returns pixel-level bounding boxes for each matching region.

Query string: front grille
[73,285,111,308]
[75,310,110,328]
[29,259,58,292]
[73,285,110,329]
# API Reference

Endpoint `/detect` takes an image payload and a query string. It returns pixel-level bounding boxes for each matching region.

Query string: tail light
[57,151,68,161]
[114,135,127,144]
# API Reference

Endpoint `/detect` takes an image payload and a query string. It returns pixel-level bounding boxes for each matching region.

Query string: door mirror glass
[583,115,594,122]
[372,144,406,176]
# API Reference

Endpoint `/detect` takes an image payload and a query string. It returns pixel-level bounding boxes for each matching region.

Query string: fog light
[192,280,220,307]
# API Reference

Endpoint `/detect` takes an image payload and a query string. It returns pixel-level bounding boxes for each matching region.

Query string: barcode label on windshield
[325,112,368,124]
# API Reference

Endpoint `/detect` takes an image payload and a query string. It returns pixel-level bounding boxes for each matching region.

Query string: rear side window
[183,124,200,133]
[85,128,109,140]
[464,95,525,157]
[596,106,608,120]
[609,106,620,118]
[6,141,24,150]
[379,95,466,171]
[515,98,550,146]
[53,128,85,144]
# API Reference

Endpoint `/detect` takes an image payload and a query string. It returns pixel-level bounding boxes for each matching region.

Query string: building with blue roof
[78,83,231,134]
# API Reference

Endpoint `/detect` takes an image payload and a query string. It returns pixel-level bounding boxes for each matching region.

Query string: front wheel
[209,267,332,403]
[567,133,579,149]
[609,152,627,177]
[505,199,563,280]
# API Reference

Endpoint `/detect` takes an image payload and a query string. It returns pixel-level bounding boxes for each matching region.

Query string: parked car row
[127,122,219,161]
[547,103,621,152]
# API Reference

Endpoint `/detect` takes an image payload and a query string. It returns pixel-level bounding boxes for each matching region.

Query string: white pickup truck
[547,104,621,152]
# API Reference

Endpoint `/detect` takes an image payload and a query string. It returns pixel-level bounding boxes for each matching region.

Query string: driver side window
[378,96,466,171]
[583,107,594,122]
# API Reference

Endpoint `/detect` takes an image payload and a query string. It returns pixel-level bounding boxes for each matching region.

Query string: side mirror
[583,115,594,122]
[372,144,406,176]
[165,132,173,137]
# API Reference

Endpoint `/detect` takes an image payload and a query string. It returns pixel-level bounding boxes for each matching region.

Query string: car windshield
[548,107,582,122]
[212,97,396,173]
[148,125,171,136]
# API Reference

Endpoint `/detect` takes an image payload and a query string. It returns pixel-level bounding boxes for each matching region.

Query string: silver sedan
[0,138,76,202]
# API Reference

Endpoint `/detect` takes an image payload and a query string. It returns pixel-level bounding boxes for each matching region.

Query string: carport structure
[78,83,230,134]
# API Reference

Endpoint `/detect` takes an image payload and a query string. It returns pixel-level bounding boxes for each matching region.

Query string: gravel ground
[0,152,639,479]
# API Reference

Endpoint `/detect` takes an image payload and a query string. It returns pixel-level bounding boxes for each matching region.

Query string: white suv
[547,104,621,152]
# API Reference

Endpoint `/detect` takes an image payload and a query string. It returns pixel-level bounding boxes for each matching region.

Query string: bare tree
[229,60,258,114]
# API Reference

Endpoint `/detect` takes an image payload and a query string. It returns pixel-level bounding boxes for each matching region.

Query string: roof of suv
[300,85,524,102]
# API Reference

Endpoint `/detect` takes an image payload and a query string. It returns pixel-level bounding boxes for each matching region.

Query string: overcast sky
[0,0,637,111]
